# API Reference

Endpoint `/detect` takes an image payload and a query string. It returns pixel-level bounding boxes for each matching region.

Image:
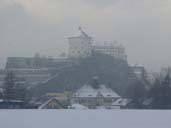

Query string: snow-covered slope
[0,110,170,128]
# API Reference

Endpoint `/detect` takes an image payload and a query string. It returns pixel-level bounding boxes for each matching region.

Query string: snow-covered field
[0,110,170,128]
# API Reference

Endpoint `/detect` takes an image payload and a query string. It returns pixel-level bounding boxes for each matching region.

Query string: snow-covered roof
[38,97,64,109]
[74,85,120,98]
[0,99,23,103]
[69,27,91,38]
[38,98,53,109]
[70,103,88,109]
[112,99,132,106]
[143,98,153,106]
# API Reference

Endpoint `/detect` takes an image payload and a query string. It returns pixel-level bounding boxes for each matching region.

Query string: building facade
[71,84,121,109]
[92,44,127,61]
[68,28,127,61]
[68,27,92,58]
[2,55,69,87]
[130,65,145,79]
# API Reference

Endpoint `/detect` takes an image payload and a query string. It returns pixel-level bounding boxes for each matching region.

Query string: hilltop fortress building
[6,27,127,69]
[0,28,128,87]
[68,27,93,58]
[68,27,127,60]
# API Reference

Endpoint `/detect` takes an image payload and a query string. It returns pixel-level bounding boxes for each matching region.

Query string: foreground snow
[0,110,170,128]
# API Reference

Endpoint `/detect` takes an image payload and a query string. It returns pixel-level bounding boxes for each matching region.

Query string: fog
[0,0,171,71]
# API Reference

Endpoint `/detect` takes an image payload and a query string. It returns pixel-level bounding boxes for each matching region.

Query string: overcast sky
[0,0,171,71]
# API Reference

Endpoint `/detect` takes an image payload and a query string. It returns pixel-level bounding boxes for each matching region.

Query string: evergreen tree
[126,80,146,108]
[3,71,30,105]
[3,71,16,101]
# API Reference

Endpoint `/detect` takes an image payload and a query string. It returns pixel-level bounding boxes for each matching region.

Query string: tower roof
[69,27,91,38]
[78,27,89,37]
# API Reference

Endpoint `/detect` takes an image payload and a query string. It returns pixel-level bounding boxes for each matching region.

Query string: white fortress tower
[68,27,92,58]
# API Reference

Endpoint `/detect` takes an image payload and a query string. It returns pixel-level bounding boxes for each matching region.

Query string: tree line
[2,68,171,109]
[127,68,171,109]
[0,71,30,107]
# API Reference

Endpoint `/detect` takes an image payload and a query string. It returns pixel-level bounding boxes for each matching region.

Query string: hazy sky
[0,0,171,71]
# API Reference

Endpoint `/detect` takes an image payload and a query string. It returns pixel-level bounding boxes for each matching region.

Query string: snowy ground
[0,110,170,128]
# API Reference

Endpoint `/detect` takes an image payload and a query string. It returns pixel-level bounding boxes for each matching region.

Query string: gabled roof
[38,97,65,109]
[112,99,132,106]
[74,84,120,98]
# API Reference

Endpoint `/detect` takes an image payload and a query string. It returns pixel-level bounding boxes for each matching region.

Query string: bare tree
[149,67,171,109]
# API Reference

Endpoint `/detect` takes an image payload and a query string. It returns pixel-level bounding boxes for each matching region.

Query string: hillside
[31,52,137,96]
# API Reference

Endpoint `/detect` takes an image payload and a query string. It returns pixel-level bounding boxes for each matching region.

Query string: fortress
[0,28,128,87]
[6,27,127,69]
[68,27,127,60]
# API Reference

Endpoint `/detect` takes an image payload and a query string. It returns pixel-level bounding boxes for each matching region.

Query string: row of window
[73,98,118,103]
[70,50,91,55]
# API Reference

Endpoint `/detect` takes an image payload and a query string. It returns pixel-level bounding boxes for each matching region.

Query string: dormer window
[107,95,111,97]
[88,94,92,97]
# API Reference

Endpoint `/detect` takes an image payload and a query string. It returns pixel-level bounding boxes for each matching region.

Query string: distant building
[0,68,51,87]
[93,43,127,61]
[130,65,145,79]
[0,100,24,109]
[68,27,127,61]
[6,56,67,69]
[38,93,69,109]
[111,98,132,109]
[2,55,69,87]
[38,97,67,109]
[71,80,122,109]
[2,28,128,88]
[68,27,92,58]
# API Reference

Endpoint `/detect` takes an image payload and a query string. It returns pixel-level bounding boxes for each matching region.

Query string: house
[71,82,122,109]
[38,93,70,109]
[0,100,24,109]
[38,97,67,109]
[111,98,132,109]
